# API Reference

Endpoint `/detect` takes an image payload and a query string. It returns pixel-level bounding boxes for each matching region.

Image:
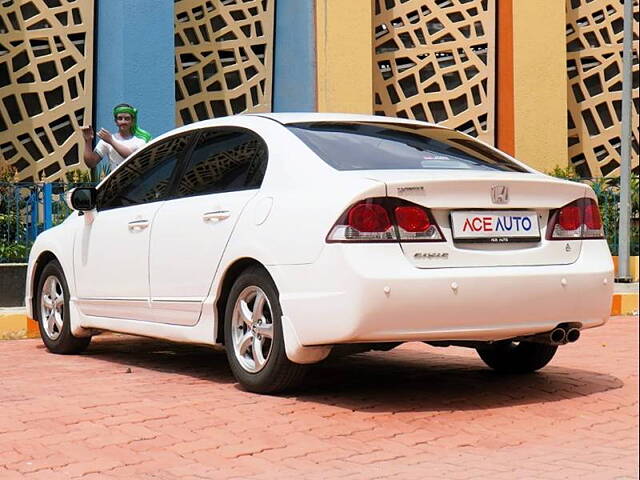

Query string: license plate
[451,210,541,243]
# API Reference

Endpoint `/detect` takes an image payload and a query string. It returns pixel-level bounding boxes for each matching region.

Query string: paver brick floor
[0,316,637,479]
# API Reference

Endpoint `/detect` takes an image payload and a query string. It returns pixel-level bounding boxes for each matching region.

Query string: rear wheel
[36,260,91,354]
[476,341,557,373]
[224,267,307,394]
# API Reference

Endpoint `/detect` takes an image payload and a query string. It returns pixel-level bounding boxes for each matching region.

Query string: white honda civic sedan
[25,113,613,393]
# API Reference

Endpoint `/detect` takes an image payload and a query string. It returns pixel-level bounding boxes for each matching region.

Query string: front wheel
[476,341,557,373]
[36,260,91,354]
[223,267,307,394]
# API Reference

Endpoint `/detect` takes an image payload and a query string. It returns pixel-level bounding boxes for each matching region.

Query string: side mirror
[66,187,97,211]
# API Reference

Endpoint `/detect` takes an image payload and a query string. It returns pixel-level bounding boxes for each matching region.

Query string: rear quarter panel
[218,123,387,267]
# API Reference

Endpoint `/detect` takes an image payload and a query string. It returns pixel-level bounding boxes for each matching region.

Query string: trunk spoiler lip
[350,172,593,209]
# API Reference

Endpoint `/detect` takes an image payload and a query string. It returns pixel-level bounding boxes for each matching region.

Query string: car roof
[251,112,441,128]
[150,112,445,144]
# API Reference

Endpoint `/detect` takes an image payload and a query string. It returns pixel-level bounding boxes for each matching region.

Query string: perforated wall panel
[0,0,93,182]
[174,0,275,126]
[566,0,639,177]
[373,0,496,145]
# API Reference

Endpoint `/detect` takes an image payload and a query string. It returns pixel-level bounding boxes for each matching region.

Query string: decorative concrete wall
[566,0,639,178]
[0,0,94,182]
[174,0,275,125]
[372,0,496,145]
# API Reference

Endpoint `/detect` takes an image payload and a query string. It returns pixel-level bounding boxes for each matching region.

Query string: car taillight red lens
[395,206,430,232]
[327,198,444,243]
[348,204,391,232]
[558,205,581,231]
[582,199,604,237]
[327,199,396,242]
[394,205,443,241]
[547,198,604,240]
[584,201,602,230]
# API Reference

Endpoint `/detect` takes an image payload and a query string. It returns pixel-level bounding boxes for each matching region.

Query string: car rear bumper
[270,240,614,346]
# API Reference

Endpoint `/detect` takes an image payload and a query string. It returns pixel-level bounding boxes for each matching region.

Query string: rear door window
[174,128,268,198]
[287,122,528,173]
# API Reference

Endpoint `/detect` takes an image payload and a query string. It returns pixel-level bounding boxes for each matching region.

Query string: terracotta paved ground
[0,317,637,480]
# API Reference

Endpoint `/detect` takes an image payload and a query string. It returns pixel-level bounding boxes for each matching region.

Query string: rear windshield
[287,122,528,173]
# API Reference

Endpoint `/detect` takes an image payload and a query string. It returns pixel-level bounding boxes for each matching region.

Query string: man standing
[81,103,152,175]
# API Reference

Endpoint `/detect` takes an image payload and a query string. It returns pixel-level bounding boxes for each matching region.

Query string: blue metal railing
[0,182,93,263]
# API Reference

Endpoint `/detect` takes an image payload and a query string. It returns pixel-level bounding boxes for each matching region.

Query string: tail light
[342,203,395,241]
[327,198,444,243]
[582,200,604,237]
[547,198,604,240]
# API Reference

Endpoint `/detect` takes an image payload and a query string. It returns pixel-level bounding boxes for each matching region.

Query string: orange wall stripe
[497,0,515,156]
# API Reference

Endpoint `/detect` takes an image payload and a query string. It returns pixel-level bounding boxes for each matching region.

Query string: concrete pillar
[511,1,568,171]
[272,0,317,112]
[315,0,373,114]
[94,0,174,139]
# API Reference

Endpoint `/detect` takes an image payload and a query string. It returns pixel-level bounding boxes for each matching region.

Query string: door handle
[203,210,231,222]
[128,219,150,230]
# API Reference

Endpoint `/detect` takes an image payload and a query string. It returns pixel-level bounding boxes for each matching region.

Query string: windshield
[287,122,528,173]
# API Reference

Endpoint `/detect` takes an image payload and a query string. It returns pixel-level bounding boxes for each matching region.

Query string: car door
[74,132,195,320]
[148,127,268,325]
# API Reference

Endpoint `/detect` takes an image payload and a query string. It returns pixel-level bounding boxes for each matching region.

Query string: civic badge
[491,185,509,204]
[414,252,449,260]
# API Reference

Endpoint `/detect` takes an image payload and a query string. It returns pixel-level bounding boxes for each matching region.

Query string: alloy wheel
[40,275,64,340]
[231,286,274,373]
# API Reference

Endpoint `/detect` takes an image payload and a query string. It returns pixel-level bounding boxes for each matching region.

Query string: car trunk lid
[362,170,589,268]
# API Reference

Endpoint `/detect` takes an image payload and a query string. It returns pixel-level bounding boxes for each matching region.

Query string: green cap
[113,105,152,142]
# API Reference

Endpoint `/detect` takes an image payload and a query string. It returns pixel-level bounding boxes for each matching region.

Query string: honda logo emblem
[491,185,509,204]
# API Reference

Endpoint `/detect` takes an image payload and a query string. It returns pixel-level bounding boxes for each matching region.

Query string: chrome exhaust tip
[566,328,581,343]
[550,328,566,344]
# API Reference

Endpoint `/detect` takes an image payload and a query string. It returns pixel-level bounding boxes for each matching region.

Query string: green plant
[1,166,29,263]
[64,168,92,184]
[0,207,28,262]
[545,164,581,182]
[585,177,620,255]
[0,241,29,262]
[594,175,640,256]
[0,164,18,183]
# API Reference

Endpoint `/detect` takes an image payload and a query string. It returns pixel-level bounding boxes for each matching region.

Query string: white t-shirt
[94,133,147,172]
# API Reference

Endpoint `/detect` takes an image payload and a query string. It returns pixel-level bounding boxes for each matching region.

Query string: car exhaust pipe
[550,327,566,344]
[521,327,567,345]
[520,326,582,346]
[566,328,581,343]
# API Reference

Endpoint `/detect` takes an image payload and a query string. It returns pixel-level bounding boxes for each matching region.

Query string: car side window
[96,133,194,211]
[174,128,267,198]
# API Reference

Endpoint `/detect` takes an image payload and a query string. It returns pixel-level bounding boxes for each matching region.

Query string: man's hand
[80,126,94,142]
[97,128,113,144]
[82,126,100,167]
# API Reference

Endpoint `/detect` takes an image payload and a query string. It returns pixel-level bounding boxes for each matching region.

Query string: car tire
[36,260,91,354]
[224,266,307,394]
[476,341,557,373]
